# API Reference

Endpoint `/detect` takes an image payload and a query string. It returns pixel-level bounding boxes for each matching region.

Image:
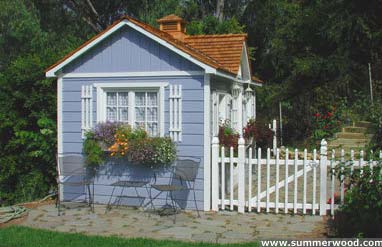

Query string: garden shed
[46,14,262,211]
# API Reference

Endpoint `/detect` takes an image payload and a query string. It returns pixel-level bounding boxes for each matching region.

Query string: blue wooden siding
[61,75,205,209]
[60,25,206,210]
[62,26,201,74]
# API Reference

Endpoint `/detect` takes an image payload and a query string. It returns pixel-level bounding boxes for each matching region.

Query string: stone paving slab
[20,203,328,243]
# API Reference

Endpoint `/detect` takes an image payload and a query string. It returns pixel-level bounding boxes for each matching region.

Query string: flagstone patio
[20,203,328,243]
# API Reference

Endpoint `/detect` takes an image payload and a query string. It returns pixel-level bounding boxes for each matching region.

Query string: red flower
[327,111,333,117]
[314,112,320,118]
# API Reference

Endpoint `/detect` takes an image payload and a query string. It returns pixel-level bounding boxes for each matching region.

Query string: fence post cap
[238,136,245,145]
[212,136,219,145]
[320,139,327,146]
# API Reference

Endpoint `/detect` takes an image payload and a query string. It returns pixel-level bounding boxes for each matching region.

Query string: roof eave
[45,18,219,78]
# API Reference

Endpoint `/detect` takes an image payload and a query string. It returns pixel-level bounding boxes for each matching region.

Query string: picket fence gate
[211,137,382,215]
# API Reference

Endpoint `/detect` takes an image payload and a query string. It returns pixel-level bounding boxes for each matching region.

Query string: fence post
[272,119,277,156]
[211,137,219,211]
[238,137,246,213]
[319,139,328,216]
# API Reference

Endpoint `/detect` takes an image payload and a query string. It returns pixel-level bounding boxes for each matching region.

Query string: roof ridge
[186,33,247,38]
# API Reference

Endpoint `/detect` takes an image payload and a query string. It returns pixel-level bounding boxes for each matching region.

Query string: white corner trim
[62,71,204,78]
[57,76,63,154]
[45,19,217,77]
[203,73,211,211]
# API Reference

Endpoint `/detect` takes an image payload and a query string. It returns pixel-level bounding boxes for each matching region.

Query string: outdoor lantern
[231,83,241,99]
[245,84,254,101]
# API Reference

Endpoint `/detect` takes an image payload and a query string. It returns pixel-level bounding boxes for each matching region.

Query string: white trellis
[81,85,93,138]
[169,84,182,142]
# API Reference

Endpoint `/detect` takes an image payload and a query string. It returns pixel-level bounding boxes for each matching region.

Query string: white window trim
[95,82,168,137]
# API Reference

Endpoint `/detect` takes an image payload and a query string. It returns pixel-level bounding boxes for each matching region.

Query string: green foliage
[245,119,274,149]
[83,131,105,169]
[83,125,176,168]
[333,159,382,237]
[310,106,343,145]
[150,137,177,165]
[218,120,239,150]
[0,0,85,205]
[187,15,244,35]
[251,0,382,146]
[334,91,382,153]
[129,137,177,166]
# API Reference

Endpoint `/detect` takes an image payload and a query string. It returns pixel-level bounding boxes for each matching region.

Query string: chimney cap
[157,14,186,24]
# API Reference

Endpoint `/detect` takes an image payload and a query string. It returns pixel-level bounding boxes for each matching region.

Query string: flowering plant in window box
[83,122,176,168]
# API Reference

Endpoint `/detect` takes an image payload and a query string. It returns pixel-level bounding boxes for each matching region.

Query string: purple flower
[94,122,124,146]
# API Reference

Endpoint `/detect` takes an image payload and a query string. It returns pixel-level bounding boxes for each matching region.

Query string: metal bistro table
[105,180,150,213]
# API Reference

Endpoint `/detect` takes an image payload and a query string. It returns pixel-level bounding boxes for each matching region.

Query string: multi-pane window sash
[105,91,159,136]
[106,92,128,123]
[135,92,158,136]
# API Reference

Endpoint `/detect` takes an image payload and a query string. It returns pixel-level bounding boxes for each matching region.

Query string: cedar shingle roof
[184,34,247,74]
[46,15,259,81]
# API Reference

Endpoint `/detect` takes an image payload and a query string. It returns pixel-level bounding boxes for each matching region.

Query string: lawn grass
[0,226,259,247]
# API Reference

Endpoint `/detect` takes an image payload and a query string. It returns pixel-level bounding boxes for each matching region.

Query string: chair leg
[87,184,92,212]
[170,191,177,224]
[92,181,95,212]
[145,186,155,211]
[193,188,200,218]
[105,186,117,213]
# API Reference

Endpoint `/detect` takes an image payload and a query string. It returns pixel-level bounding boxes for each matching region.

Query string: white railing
[211,137,382,215]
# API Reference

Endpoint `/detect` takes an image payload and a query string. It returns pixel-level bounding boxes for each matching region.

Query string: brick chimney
[157,14,187,41]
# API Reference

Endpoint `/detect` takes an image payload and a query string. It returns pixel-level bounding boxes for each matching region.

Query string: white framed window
[95,82,167,136]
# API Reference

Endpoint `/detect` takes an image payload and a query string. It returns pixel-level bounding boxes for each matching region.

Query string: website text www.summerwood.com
[260,239,382,247]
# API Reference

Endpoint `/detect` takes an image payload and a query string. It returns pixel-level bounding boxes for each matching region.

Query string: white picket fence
[211,137,382,215]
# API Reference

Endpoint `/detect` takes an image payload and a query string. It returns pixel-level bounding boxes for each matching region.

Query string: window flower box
[83,122,176,169]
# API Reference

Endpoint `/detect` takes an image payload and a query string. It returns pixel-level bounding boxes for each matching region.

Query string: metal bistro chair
[148,158,201,223]
[56,154,94,215]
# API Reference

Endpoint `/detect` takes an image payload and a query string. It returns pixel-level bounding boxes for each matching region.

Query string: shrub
[83,131,105,169]
[311,105,343,144]
[243,119,273,149]
[333,159,382,237]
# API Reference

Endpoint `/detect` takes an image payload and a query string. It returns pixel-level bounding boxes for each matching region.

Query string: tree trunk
[216,0,225,21]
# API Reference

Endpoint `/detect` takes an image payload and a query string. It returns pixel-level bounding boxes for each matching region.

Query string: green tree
[0,0,85,204]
